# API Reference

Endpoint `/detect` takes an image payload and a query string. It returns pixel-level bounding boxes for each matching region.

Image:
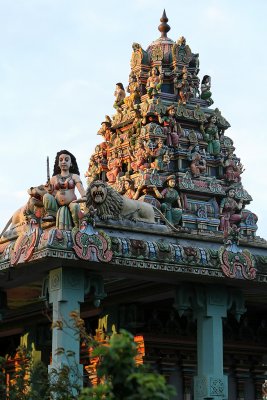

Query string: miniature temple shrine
[1,10,267,400]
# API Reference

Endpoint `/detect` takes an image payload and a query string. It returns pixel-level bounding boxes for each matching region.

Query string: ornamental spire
[158,9,170,38]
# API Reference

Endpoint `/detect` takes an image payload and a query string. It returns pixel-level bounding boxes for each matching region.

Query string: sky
[0,0,267,239]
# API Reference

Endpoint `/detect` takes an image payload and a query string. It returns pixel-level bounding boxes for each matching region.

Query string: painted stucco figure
[43,150,86,229]
[223,152,244,183]
[153,175,182,226]
[113,82,126,110]
[188,144,206,178]
[201,115,220,156]
[158,105,181,148]
[146,67,162,98]
[200,75,214,105]
[124,73,141,110]
[86,180,155,224]
[219,188,243,236]
[106,151,122,183]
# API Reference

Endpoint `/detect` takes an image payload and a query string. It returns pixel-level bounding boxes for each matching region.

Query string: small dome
[146,10,175,64]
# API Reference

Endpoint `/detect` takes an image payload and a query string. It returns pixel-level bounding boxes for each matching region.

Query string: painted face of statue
[168,178,176,188]
[211,116,217,124]
[169,108,175,116]
[152,67,158,76]
[59,154,71,172]
[228,189,235,198]
[124,181,130,190]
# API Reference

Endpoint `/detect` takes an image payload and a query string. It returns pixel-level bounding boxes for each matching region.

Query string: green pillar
[194,286,228,400]
[174,285,246,400]
[48,267,85,392]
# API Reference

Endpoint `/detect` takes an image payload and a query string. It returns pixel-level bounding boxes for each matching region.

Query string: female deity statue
[150,139,168,171]
[113,82,126,110]
[122,179,139,200]
[176,68,191,105]
[200,75,214,105]
[153,175,183,226]
[219,188,243,236]
[128,110,143,147]
[158,105,181,148]
[43,150,86,229]
[97,116,112,143]
[85,156,101,183]
[200,115,221,156]
[129,141,149,172]
[106,151,122,183]
[223,152,244,183]
[146,67,162,98]
[188,144,206,178]
[124,74,141,110]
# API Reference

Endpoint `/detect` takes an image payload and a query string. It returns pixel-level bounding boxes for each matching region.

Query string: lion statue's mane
[86,180,155,223]
[86,182,124,220]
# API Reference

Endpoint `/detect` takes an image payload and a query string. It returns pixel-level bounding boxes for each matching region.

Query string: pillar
[174,285,246,400]
[193,286,228,400]
[48,267,85,391]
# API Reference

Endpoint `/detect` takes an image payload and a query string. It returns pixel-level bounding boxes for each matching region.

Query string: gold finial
[158,9,170,38]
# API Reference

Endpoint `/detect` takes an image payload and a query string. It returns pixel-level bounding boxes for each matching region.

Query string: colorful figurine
[223,151,244,183]
[188,144,206,178]
[201,115,221,156]
[176,67,192,105]
[124,73,141,109]
[219,188,243,236]
[153,175,182,226]
[85,156,101,183]
[129,141,149,172]
[97,116,112,143]
[43,150,86,229]
[200,75,214,105]
[150,139,168,171]
[113,83,126,110]
[106,151,122,183]
[146,67,162,98]
[122,179,138,200]
[158,105,181,148]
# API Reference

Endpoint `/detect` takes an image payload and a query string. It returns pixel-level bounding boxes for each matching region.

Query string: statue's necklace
[59,174,71,183]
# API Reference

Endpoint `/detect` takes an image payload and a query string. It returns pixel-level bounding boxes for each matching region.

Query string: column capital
[174,284,246,321]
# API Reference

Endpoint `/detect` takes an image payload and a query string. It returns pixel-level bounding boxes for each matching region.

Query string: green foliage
[29,361,50,400]
[0,322,175,400]
[126,373,176,400]
[0,356,7,398]
[49,364,81,400]
[80,330,176,400]
[79,383,114,400]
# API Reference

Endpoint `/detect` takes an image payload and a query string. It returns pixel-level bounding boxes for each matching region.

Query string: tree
[80,330,176,400]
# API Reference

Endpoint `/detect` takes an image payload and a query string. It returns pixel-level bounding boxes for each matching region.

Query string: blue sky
[0,0,267,239]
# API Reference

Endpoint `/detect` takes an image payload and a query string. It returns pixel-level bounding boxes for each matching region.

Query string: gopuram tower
[86,10,257,241]
[0,10,267,400]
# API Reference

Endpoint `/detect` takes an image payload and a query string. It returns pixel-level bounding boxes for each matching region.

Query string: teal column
[48,267,85,392]
[174,285,246,400]
[194,286,228,400]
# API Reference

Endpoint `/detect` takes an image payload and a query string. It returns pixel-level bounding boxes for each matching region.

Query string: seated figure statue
[43,150,86,230]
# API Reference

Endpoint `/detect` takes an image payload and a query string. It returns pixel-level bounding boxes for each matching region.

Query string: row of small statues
[88,109,243,185]
[1,149,245,239]
[113,69,213,111]
[88,139,243,185]
[97,105,230,158]
[116,176,244,234]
